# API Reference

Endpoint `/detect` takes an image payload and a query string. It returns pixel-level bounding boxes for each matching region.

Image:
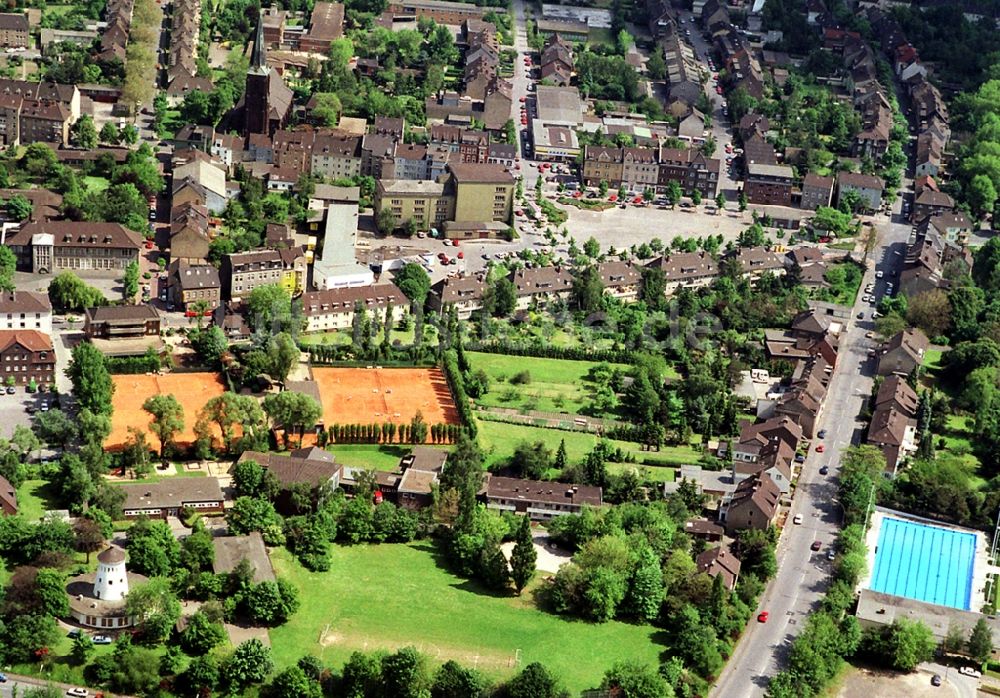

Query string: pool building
[856,508,1000,646]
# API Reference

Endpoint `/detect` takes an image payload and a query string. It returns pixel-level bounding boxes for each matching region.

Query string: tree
[866,618,936,671]
[583,236,601,258]
[377,206,397,234]
[71,633,94,665]
[244,579,300,626]
[264,666,321,698]
[381,646,430,698]
[601,660,673,698]
[224,639,274,688]
[183,655,220,694]
[625,546,665,622]
[396,262,432,305]
[0,244,15,291]
[247,284,294,334]
[486,276,517,317]
[49,271,106,311]
[510,515,536,594]
[122,260,140,302]
[189,325,229,365]
[142,393,184,458]
[554,439,568,471]
[267,331,300,383]
[68,341,114,415]
[665,180,682,208]
[263,390,323,448]
[127,518,181,577]
[906,289,951,338]
[33,408,77,449]
[739,192,748,211]
[227,496,285,545]
[99,121,120,145]
[180,611,226,655]
[125,577,182,643]
[73,518,105,563]
[179,521,215,572]
[969,618,994,663]
[431,660,488,698]
[232,458,279,499]
[73,115,98,149]
[198,392,266,455]
[503,662,568,698]
[572,265,604,312]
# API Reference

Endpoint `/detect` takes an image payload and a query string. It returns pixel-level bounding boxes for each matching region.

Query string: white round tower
[93,547,129,602]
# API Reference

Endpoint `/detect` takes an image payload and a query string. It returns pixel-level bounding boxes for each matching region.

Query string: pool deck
[861,507,997,613]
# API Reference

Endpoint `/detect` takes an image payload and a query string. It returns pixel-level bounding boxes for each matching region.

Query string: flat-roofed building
[387,0,487,24]
[483,474,602,520]
[119,478,225,519]
[745,163,795,206]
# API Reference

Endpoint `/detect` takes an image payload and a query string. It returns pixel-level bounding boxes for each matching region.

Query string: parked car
[757,611,769,623]
[793,514,803,525]
[67,690,89,698]
[810,540,822,551]
[0,672,7,682]
[931,674,942,687]
[819,465,829,475]
[959,667,982,678]
[826,548,836,561]
[5,386,14,394]
[817,429,827,439]
[815,444,825,453]
[93,635,112,645]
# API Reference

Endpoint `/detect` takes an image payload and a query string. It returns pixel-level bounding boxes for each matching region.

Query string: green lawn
[300,328,418,347]
[268,543,663,693]
[82,176,110,193]
[476,419,698,470]
[325,444,447,472]
[935,414,985,488]
[922,348,945,372]
[467,352,634,415]
[16,478,60,521]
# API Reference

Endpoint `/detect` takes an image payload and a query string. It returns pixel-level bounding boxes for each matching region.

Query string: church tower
[244,12,271,137]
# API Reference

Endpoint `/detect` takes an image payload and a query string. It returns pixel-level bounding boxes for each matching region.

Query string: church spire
[250,9,268,74]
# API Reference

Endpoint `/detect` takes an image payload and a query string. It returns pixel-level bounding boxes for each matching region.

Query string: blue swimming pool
[869,516,977,610]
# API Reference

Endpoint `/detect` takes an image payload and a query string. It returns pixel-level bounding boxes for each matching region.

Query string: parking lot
[0,386,58,440]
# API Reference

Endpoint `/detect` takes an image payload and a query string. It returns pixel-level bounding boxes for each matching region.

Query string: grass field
[15,479,59,521]
[467,352,633,415]
[82,176,110,193]
[300,328,419,347]
[935,413,985,488]
[476,419,698,471]
[268,543,663,693]
[325,444,448,471]
[922,348,945,372]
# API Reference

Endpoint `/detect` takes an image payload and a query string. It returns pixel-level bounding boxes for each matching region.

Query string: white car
[66,690,89,698]
[959,666,982,678]
[875,270,884,278]
[793,514,803,525]
[862,294,870,302]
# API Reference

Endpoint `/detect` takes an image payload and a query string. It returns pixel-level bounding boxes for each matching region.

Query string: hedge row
[324,422,460,445]
[465,340,636,364]
[106,349,163,374]
[443,349,476,438]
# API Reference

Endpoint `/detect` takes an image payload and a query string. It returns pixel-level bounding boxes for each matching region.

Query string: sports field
[106,373,228,451]
[269,543,662,692]
[311,367,459,432]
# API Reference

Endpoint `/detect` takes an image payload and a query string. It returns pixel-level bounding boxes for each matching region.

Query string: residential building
[301,283,408,332]
[582,145,623,186]
[510,266,574,309]
[801,173,834,210]
[0,474,15,516]
[311,133,363,179]
[599,260,642,302]
[375,179,452,230]
[0,330,55,386]
[167,259,221,310]
[773,369,826,438]
[646,252,719,293]
[696,546,742,589]
[169,202,211,264]
[836,171,884,211]
[877,328,928,377]
[911,189,954,224]
[0,291,51,334]
[278,246,307,295]
[730,246,787,281]
[482,474,602,520]
[449,162,514,225]
[0,14,30,48]
[396,446,448,510]
[221,250,284,300]
[238,448,341,491]
[744,163,794,206]
[3,221,142,273]
[84,305,161,340]
[868,377,918,477]
[119,478,225,518]
[428,275,485,318]
[721,472,780,532]
[173,155,228,214]
[656,147,721,197]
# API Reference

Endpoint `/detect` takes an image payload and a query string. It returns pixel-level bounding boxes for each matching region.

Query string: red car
[757,612,769,623]
[815,444,825,453]
[519,96,526,102]
[608,194,618,202]
[810,541,822,551]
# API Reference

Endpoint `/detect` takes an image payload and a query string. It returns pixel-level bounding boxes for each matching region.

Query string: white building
[312,202,375,290]
[0,290,52,334]
[66,546,148,630]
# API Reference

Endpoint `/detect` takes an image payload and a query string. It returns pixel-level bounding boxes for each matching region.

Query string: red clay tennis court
[311,367,459,431]
[106,373,229,451]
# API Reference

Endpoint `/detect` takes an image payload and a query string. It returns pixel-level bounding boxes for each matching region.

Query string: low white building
[0,290,52,334]
[312,202,375,290]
